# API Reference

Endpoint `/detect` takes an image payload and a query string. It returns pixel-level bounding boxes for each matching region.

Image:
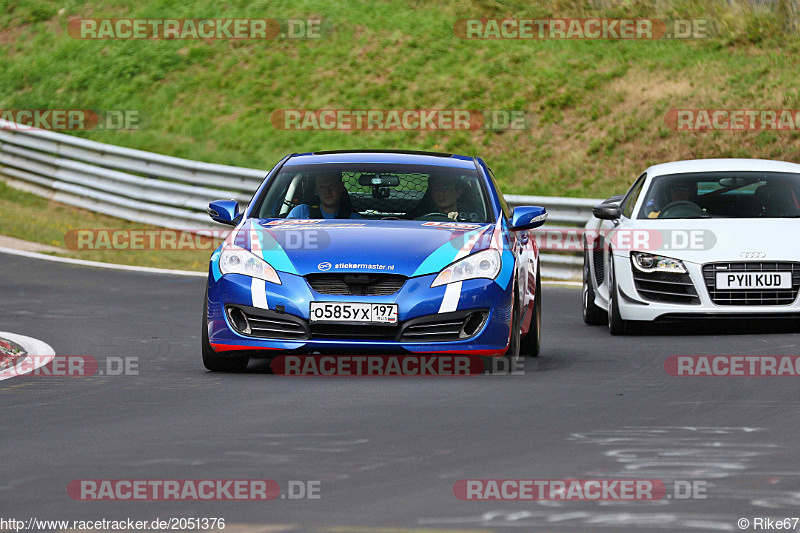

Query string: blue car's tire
[520,270,541,357]
[506,284,521,361]
[480,285,521,374]
[202,290,249,373]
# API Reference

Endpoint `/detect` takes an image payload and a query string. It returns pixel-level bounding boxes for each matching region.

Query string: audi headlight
[431,249,501,287]
[219,244,281,284]
[631,252,687,274]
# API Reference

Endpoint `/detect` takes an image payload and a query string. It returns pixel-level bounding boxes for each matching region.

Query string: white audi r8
[583,159,800,334]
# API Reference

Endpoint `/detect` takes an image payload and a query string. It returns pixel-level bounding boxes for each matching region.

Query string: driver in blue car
[407,175,466,220]
[431,175,464,220]
[286,173,362,219]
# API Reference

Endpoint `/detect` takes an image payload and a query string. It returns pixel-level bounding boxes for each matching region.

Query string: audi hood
[608,218,800,263]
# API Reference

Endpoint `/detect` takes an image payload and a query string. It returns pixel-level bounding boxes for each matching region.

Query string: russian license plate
[716,272,792,290]
[309,302,398,323]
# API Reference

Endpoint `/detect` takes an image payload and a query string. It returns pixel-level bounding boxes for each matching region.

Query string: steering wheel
[381,216,402,220]
[658,201,705,218]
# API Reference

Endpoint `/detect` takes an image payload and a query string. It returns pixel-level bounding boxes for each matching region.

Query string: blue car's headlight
[631,252,687,274]
[219,244,281,284]
[431,249,501,287]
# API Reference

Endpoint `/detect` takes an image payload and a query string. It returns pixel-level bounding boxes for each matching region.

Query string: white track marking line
[0,246,205,277]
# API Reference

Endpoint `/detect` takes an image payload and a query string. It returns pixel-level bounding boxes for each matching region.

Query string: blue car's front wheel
[520,269,541,357]
[202,289,249,373]
[481,282,521,374]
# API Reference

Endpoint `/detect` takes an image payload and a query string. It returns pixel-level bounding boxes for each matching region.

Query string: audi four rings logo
[740,252,766,258]
[318,262,332,271]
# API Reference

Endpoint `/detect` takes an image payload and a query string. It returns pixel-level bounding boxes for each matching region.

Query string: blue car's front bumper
[206,270,513,357]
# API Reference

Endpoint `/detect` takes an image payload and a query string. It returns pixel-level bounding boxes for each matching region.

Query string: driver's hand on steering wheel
[447,211,459,220]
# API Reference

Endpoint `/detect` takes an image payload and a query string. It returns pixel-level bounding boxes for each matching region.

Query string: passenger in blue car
[286,173,362,219]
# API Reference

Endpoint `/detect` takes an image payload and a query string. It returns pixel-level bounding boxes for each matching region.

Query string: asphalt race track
[2,251,799,532]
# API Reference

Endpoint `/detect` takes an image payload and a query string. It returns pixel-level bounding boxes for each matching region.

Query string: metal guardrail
[0,120,263,230]
[0,122,598,279]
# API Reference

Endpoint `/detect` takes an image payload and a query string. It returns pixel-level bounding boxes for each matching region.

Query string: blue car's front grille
[306,274,407,296]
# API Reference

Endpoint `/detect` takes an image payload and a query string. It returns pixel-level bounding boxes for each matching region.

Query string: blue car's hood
[233,219,496,277]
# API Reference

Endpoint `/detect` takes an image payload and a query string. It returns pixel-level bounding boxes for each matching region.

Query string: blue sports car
[203,150,547,372]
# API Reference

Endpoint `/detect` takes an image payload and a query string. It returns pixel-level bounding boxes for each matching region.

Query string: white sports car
[583,159,800,334]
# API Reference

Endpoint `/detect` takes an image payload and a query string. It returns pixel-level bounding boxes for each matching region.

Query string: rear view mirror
[718,177,752,188]
[358,174,400,187]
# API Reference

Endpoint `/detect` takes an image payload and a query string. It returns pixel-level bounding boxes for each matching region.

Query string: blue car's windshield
[254,163,491,223]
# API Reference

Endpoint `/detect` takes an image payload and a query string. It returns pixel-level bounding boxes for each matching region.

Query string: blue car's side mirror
[208,200,242,226]
[510,206,547,231]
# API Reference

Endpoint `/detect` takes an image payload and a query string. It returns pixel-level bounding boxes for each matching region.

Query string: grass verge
[1,0,800,199]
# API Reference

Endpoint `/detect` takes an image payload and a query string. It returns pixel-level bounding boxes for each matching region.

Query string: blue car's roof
[284,150,478,169]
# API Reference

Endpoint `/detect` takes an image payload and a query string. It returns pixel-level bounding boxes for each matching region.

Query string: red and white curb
[0,332,55,381]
